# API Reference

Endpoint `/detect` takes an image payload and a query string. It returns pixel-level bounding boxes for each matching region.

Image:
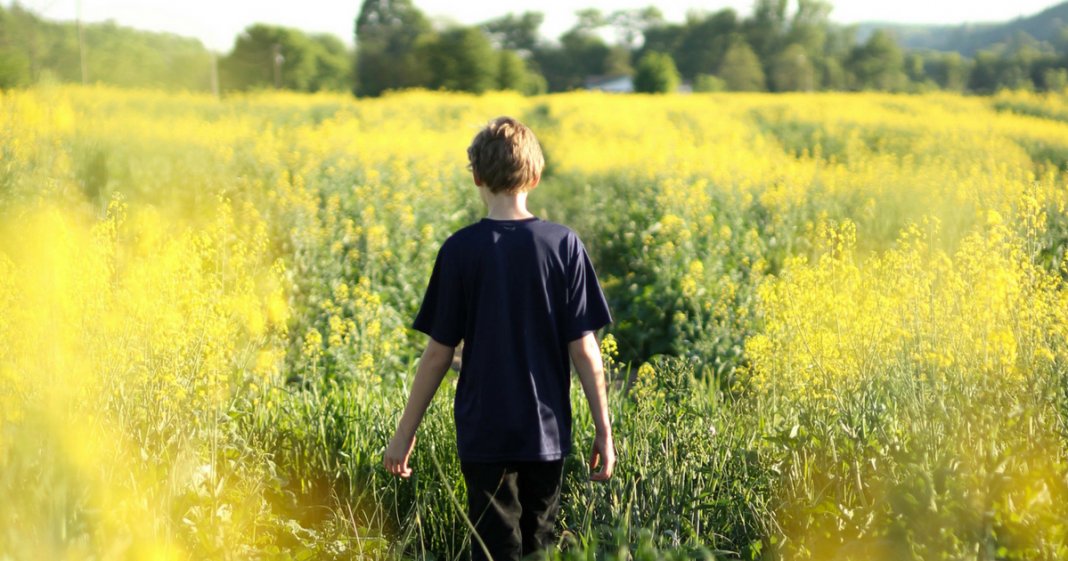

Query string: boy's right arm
[568,332,615,481]
[384,337,455,478]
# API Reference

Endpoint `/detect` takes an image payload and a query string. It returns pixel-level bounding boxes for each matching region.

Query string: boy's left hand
[384,432,416,478]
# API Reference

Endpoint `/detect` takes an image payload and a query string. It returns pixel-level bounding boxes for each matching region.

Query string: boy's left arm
[384,338,455,478]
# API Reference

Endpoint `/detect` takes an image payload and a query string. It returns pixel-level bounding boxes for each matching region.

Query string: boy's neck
[482,188,535,221]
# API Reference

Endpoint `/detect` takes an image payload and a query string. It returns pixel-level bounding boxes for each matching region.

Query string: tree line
[354,0,1068,94]
[0,4,351,92]
[2,0,1068,95]
[0,4,213,90]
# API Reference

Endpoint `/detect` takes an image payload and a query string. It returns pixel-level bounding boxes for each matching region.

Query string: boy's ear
[472,172,484,187]
[530,173,541,189]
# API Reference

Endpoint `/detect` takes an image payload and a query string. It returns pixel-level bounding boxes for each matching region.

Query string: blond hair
[466,116,545,194]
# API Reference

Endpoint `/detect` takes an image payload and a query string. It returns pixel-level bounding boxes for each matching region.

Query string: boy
[383,116,616,561]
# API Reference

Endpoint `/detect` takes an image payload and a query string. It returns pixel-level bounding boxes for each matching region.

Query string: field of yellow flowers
[1,85,1067,560]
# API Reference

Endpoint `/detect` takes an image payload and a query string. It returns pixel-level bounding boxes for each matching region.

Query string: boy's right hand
[384,432,416,478]
[589,431,615,481]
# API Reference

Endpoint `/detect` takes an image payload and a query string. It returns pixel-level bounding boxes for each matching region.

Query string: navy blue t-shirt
[412,216,612,462]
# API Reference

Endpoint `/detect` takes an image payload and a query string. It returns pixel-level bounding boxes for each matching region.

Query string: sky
[8,0,1063,52]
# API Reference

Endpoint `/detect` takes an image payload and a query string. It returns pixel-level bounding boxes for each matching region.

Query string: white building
[584,75,634,93]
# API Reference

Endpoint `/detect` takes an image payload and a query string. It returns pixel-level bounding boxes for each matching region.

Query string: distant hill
[855,1,1068,55]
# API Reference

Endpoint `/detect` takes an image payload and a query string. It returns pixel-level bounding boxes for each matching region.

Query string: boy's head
[467,117,545,195]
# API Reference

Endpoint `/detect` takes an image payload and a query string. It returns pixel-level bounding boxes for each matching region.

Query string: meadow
[1,84,1067,560]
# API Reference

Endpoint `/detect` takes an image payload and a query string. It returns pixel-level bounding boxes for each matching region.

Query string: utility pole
[272,43,283,89]
[77,0,88,84]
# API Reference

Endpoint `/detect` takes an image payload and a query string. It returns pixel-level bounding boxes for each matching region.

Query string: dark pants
[460,460,565,561]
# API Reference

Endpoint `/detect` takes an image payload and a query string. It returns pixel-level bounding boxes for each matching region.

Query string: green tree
[535,11,611,91]
[786,0,831,53]
[745,0,788,60]
[606,6,664,50]
[1043,67,1068,91]
[308,33,352,92]
[604,44,633,76]
[0,49,29,88]
[905,52,925,85]
[355,0,432,96]
[640,22,685,64]
[496,49,546,94]
[560,9,611,78]
[1,5,42,86]
[497,49,526,90]
[572,8,607,34]
[670,9,738,81]
[784,0,833,89]
[220,24,319,91]
[931,50,974,91]
[531,47,572,91]
[812,25,854,90]
[718,36,766,91]
[0,8,31,89]
[693,73,726,92]
[846,30,906,90]
[424,26,497,93]
[633,51,679,93]
[969,50,1001,92]
[817,57,846,90]
[969,47,1037,92]
[770,42,815,91]
[481,12,544,54]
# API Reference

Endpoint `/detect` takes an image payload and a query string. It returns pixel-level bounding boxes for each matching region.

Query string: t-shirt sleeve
[412,242,465,347]
[564,234,612,342]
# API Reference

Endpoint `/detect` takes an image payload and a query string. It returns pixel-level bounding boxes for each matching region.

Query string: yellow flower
[357,352,375,372]
[302,328,323,360]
